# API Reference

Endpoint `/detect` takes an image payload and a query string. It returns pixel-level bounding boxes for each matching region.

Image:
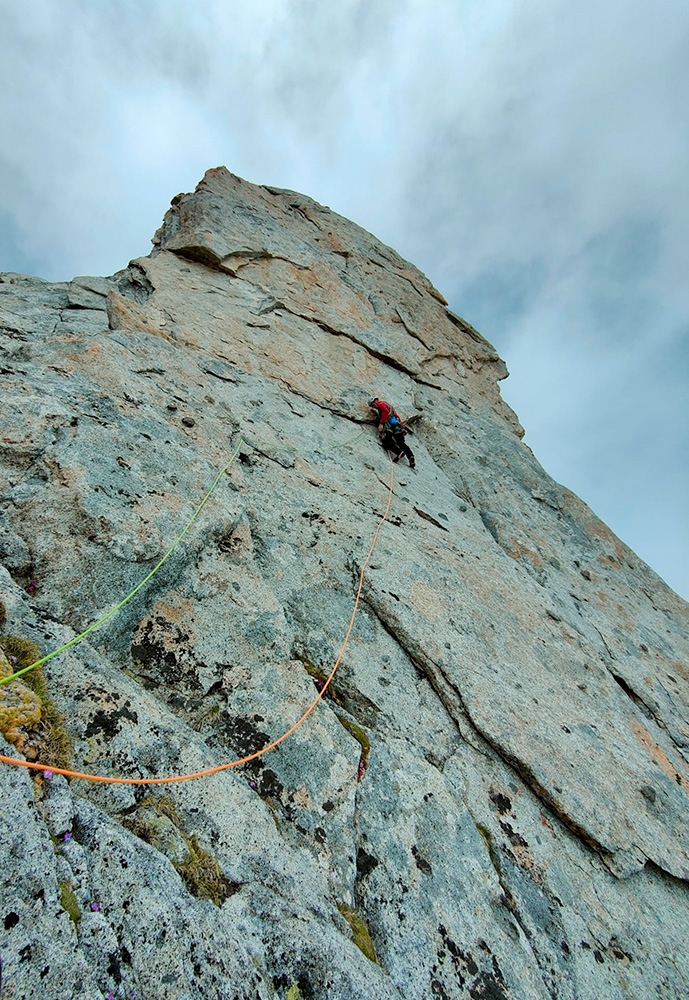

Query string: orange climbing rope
[0,457,395,785]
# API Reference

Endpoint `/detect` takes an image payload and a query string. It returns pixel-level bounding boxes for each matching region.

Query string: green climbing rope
[1,422,372,687]
[0,437,244,686]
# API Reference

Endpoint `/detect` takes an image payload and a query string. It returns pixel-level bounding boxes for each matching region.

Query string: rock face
[1,166,688,1000]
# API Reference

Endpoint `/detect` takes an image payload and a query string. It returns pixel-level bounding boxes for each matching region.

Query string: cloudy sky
[2,0,687,599]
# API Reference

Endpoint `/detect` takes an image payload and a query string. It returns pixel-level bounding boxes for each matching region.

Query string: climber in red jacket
[368,396,415,468]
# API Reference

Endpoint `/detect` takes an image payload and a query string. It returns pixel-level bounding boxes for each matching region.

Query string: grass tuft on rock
[476,822,503,875]
[337,902,378,963]
[176,834,238,906]
[144,793,180,824]
[335,712,370,780]
[123,794,238,907]
[0,635,72,768]
[59,881,81,926]
[0,634,41,675]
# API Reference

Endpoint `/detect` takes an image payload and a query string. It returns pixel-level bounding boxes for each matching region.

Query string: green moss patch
[295,655,341,704]
[176,834,238,907]
[0,634,40,674]
[337,902,378,963]
[123,794,239,907]
[59,881,81,926]
[0,635,72,768]
[144,793,180,824]
[335,713,370,781]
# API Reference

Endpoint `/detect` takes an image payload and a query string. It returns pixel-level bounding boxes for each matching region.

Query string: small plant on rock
[59,881,81,926]
[335,713,370,782]
[0,636,72,768]
[123,794,238,907]
[295,653,342,704]
[176,834,238,906]
[337,902,378,963]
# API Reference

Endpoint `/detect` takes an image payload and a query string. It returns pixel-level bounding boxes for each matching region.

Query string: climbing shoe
[393,453,404,463]
[409,458,416,469]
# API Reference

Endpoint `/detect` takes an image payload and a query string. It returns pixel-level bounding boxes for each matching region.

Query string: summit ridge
[0,167,687,1000]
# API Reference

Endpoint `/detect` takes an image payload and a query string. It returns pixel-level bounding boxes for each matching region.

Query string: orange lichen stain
[586,522,629,562]
[586,519,616,543]
[558,624,579,643]
[598,553,622,568]
[669,659,689,683]
[290,261,317,287]
[325,231,349,255]
[0,649,42,755]
[507,538,541,568]
[354,287,376,315]
[540,811,554,832]
[630,719,688,790]
[106,291,175,343]
[149,597,196,629]
[510,842,545,881]
[595,590,610,605]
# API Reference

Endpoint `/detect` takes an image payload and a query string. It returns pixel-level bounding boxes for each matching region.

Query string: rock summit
[1,167,688,999]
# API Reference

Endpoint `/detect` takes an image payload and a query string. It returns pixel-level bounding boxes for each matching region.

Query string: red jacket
[371,399,393,426]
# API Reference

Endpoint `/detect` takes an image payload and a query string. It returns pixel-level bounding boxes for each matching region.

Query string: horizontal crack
[414,507,449,532]
[273,301,442,390]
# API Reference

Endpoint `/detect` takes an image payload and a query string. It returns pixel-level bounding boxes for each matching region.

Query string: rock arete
[1,167,687,999]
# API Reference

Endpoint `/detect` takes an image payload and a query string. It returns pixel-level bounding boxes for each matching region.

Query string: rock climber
[368,396,415,468]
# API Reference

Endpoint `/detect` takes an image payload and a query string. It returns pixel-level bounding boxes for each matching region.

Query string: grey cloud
[456,259,550,342]
[0,0,687,597]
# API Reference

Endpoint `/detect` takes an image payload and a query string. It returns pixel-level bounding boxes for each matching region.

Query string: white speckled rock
[0,168,688,999]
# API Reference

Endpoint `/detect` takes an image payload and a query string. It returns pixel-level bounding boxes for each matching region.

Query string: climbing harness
[384,413,403,433]
[0,440,395,785]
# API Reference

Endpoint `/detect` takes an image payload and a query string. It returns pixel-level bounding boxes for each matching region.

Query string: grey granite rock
[0,167,687,999]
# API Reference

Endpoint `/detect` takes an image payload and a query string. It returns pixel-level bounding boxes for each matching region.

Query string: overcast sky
[1,0,687,599]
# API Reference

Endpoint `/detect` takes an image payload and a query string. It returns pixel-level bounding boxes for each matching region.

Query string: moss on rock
[335,712,371,780]
[296,654,341,703]
[123,794,239,906]
[0,636,72,768]
[59,881,81,926]
[0,646,42,754]
[176,834,238,906]
[337,902,378,963]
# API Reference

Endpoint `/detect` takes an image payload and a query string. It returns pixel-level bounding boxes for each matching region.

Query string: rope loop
[0,445,395,785]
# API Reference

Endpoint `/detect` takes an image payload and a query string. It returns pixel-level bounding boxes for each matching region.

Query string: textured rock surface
[1,166,688,999]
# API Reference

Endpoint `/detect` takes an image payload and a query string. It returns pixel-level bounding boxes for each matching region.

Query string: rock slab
[1,167,688,999]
